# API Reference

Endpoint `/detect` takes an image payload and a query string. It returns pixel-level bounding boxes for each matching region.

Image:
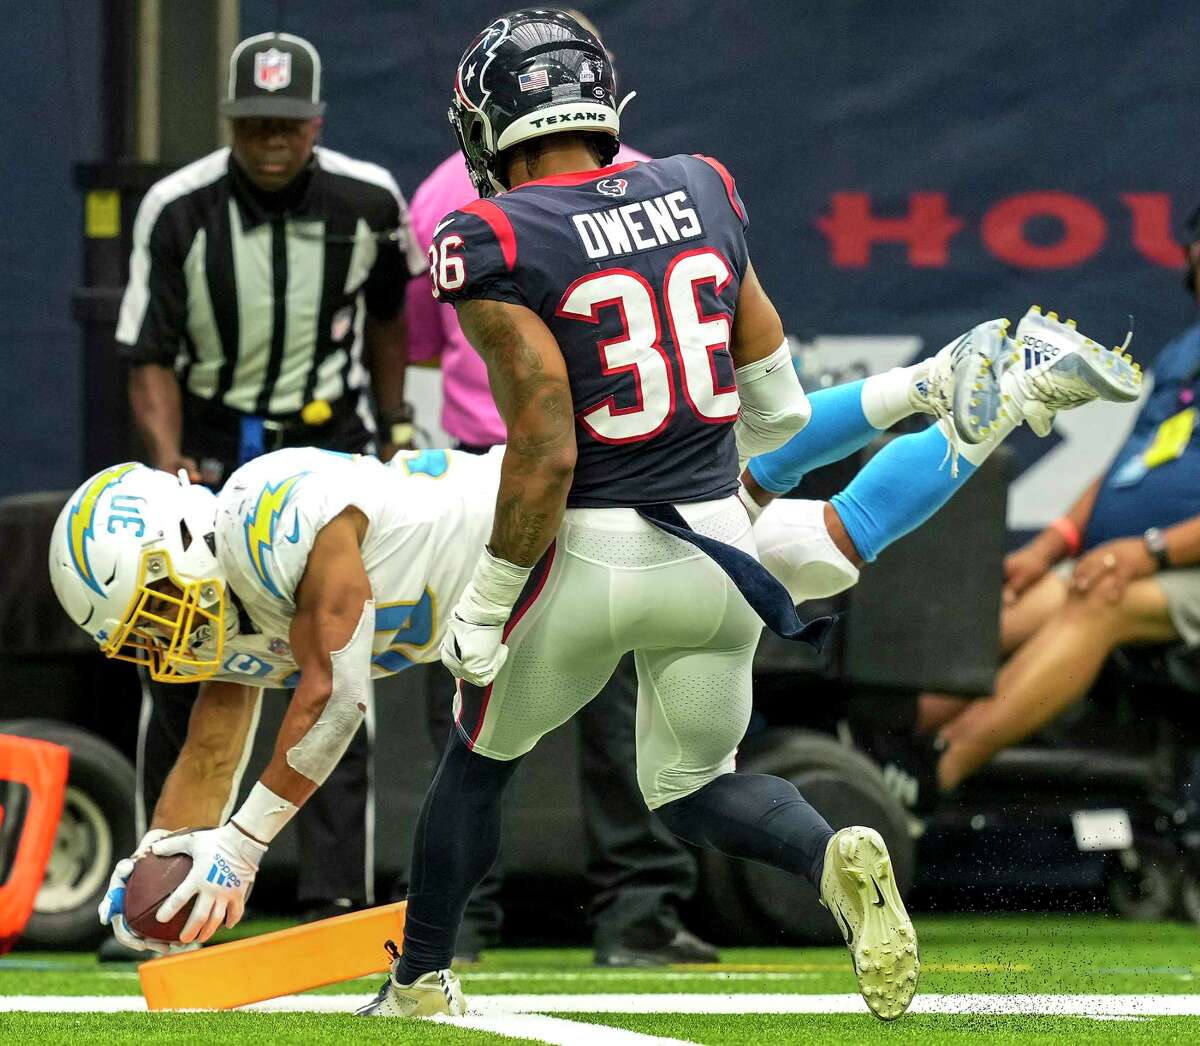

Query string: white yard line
[432,1013,698,1045]
[464,972,820,981]
[912,995,1200,1017]
[3,993,1200,1017]
[469,994,1200,1017]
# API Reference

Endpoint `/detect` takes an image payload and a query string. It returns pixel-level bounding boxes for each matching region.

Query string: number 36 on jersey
[429,236,740,443]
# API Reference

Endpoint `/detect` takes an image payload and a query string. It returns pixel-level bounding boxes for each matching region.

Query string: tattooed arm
[456,297,577,566]
[438,297,575,685]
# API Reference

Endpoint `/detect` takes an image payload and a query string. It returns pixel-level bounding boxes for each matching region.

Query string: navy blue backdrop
[5,0,1200,512]
[1,1,102,496]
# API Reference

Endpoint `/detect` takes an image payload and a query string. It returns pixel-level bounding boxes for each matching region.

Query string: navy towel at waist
[636,502,835,651]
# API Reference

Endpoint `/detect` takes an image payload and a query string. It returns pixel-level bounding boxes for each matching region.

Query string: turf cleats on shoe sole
[820,825,919,1021]
[916,318,1010,474]
[927,318,1010,445]
[1005,306,1142,436]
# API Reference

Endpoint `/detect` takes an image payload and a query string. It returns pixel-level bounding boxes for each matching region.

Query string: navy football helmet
[449,9,625,197]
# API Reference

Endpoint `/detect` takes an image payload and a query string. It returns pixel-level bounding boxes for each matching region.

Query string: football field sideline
[4,918,1200,1043]
[4,991,1200,1015]
[5,990,1200,1046]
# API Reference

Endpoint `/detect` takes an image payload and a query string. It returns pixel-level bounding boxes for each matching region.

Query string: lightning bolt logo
[68,463,140,594]
[243,473,307,598]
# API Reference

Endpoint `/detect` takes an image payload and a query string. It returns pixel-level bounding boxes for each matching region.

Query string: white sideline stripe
[469,994,1200,1016]
[465,972,820,981]
[917,995,1198,1017]
[2,993,1200,1017]
[432,1013,698,1045]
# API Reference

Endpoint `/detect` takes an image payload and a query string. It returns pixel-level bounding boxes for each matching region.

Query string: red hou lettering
[816,192,964,268]
[1121,193,1185,267]
[981,192,1106,269]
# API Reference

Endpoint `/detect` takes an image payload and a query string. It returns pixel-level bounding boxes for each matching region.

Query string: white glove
[441,610,508,686]
[441,548,532,687]
[99,828,179,954]
[150,822,267,944]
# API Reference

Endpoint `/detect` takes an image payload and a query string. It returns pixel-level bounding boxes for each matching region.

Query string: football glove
[150,822,266,944]
[441,548,532,687]
[98,828,179,955]
[441,608,508,687]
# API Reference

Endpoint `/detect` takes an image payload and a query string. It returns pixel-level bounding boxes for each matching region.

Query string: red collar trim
[511,160,639,191]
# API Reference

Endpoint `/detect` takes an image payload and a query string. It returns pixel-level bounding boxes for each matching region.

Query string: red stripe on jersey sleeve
[693,154,745,223]
[462,199,518,271]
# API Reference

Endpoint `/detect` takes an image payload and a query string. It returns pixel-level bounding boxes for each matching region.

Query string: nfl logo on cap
[221,31,326,120]
[254,48,292,92]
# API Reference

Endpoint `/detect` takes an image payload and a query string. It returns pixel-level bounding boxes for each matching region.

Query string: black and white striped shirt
[116,146,424,417]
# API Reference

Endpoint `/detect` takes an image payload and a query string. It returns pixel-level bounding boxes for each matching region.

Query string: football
[124,850,195,944]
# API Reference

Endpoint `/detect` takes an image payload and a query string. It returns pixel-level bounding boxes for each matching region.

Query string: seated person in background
[878,291,1200,812]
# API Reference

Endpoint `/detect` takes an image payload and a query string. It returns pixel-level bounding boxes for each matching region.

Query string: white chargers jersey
[202,447,500,688]
[183,446,838,690]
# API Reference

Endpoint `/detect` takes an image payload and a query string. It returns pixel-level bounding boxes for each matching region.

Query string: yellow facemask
[101,549,226,683]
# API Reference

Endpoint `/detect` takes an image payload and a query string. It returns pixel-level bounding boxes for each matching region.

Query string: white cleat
[913,317,1010,474]
[820,826,919,1021]
[1002,305,1143,437]
[916,319,1010,445]
[355,947,465,1018]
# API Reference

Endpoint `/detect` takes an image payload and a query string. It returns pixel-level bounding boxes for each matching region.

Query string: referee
[110,32,423,954]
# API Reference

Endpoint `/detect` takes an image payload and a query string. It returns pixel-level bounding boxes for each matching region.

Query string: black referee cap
[221,32,327,120]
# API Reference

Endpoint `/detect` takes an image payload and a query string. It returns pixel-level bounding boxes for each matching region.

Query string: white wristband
[462,546,534,623]
[230,781,297,844]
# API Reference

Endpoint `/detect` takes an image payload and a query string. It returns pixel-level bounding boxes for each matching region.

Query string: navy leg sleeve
[398,730,523,982]
[656,772,835,888]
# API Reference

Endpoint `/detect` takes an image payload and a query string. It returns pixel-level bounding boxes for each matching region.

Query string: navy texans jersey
[428,154,751,508]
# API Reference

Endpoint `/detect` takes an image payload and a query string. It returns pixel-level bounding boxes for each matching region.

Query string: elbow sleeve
[734,341,811,463]
[285,601,374,787]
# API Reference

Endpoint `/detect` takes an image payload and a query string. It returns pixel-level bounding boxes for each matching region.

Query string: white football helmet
[49,463,235,682]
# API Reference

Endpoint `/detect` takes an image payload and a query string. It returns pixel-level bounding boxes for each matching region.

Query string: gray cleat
[1002,306,1142,437]
[355,940,465,1018]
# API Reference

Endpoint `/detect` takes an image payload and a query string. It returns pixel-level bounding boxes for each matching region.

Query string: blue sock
[748,380,878,494]
[830,426,978,562]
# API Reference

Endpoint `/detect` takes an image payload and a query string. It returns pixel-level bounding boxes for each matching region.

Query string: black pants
[180,391,375,488]
[424,654,697,952]
[136,674,375,905]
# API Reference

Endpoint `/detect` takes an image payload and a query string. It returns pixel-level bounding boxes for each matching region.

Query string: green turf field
[1,914,1198,1043]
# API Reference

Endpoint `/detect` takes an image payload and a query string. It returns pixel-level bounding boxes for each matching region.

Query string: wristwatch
[1143,527,1171,569]
[379,404,415,447]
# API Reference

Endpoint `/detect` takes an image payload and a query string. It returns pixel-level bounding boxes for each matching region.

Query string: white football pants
[453,496,763,809]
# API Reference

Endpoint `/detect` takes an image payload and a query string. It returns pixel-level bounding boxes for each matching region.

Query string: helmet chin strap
[616,91,637,117]
[220,598,241,641]
[186,590,238,655]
